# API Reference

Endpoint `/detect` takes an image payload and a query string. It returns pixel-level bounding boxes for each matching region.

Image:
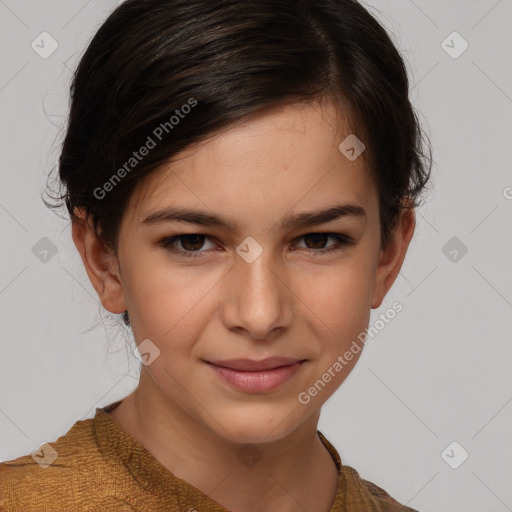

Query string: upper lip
[207,357,305,371]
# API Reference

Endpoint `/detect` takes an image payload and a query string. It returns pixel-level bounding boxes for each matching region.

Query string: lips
[206,356,305,371]
[206,357,306,393]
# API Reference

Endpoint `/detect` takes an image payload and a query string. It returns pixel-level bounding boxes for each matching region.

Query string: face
[74,99,414,444]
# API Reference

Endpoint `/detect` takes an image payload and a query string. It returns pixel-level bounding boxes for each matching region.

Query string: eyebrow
[142,203,367,231]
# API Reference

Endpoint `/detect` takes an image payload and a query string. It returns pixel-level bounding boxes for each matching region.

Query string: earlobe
[370,205,416,309]
[71,210,127,315]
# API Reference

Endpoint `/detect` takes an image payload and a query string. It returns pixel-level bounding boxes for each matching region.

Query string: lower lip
[207,362,304,393]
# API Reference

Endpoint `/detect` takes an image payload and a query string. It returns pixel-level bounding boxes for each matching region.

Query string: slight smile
[205,357,308,393]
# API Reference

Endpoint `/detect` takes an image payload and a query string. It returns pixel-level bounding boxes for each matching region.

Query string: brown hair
[46,0,432,261]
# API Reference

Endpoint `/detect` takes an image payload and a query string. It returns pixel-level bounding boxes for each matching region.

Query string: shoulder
[341,465,420,512]
[317,431,420,512]
[0,416,121,512]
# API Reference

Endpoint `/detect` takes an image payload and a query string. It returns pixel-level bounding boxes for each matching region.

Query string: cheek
[125,243,375,355]
[293,257,374,342]
[295,263,372,403]
[125,259,227,344]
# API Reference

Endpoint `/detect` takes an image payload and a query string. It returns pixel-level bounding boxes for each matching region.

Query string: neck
[108,368,339,512]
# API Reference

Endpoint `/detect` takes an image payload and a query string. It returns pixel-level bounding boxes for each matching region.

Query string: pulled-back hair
[46,0,432,254]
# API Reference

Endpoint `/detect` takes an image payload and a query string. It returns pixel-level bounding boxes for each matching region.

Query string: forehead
[123,100,377,231]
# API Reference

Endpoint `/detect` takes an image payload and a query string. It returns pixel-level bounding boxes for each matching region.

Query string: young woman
[0,0,432,510]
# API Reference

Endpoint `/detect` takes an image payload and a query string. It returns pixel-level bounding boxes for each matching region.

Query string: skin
[72,98,415,512]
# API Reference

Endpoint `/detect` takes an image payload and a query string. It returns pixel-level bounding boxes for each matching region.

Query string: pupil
[182,234,204,251]
[305,234,327,249]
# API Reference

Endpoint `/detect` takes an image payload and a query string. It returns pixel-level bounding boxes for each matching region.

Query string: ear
[370,201,416,309]
[71,208,127,314]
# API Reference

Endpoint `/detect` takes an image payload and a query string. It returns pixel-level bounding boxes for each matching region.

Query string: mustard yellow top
[0,401,419,512]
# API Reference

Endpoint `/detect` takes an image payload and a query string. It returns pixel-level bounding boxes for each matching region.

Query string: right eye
[159,234,219,259]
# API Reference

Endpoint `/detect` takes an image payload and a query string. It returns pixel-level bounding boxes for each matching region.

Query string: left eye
[159,233,354,259]
[294,233,348,251]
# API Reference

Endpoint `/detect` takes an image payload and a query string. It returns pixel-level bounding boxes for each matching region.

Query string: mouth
[205,357,307,393]
[206,356,306,371]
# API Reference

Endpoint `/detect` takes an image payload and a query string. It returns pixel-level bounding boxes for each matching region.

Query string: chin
[209,404,310,446]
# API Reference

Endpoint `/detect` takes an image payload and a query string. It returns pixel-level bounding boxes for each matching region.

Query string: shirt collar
[93,401,345,510]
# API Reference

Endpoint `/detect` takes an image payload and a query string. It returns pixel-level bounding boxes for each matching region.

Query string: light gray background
[1,1,511,511]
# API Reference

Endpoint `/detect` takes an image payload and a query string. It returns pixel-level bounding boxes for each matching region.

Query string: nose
[220,250,294,341]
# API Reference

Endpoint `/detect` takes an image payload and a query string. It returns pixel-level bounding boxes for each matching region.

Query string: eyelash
[159,233,355,260]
